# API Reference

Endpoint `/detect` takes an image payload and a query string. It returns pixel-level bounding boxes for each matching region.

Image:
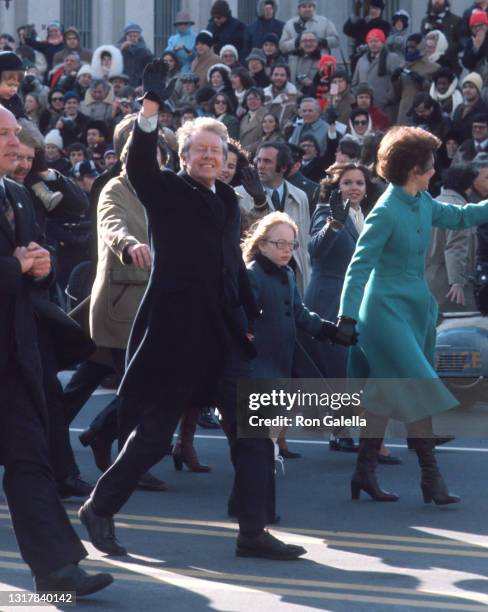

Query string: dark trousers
[90,343,276,534]
[38,324,79,483]
[64,359,114,424]
[0,366,86,577]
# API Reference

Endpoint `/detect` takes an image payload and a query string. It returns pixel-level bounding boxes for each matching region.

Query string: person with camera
[20,20,65,74]
[279,1,339,56]
[288,31,321,97]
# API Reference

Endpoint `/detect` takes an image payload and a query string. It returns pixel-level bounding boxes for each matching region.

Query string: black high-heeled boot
[351,438,399,502]
[409,438,460,505]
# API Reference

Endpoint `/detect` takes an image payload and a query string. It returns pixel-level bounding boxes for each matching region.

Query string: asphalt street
[1,381,488,611]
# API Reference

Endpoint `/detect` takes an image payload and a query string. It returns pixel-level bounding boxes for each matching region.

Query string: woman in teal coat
[336,126,488,505]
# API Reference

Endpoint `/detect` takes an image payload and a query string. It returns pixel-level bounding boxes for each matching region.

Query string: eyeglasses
[353,119,368,126]
[51,97,64,102]
[215,99,227,105]
[263,239,299,251]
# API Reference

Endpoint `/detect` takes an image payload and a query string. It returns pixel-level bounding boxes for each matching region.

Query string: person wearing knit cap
[21,20,64,73]
[165,11,196,74]
[219,44,240,69]
[354,82,391,131]
[452,72,488,141]
[245,1,284,57]
[55,91,90,148]
[421,0,462,70]
[461,1,488,45]
[387,10,410,56]
[351,22,401,116]
[119,23,154,87]
[343,0,390,72]
[207,0,247,57]
[192,31,220,88]
[0,51,26,119]
[52,26,93,67]
[261,32,287,73]
[280,0,339,56]
[246,48,270,88]
[462,9,488,82]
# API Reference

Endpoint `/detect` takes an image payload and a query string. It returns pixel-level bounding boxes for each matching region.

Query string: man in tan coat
[239,87,268,152]
[191,31,219,87]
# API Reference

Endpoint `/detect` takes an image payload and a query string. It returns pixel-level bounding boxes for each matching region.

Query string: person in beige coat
[239,87,268,150]
[426,164,478,313]
[89,134,210,476]
[190,31,220,87]
[236,142,311,295]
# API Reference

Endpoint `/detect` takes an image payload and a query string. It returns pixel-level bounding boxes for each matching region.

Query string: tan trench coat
[89,172,150,348]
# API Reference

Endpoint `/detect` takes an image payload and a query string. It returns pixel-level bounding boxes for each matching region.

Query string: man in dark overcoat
[79,60,306,561]
[0,105,112,594]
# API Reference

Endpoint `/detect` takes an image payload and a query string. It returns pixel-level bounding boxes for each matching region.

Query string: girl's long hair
[242,211,298,263]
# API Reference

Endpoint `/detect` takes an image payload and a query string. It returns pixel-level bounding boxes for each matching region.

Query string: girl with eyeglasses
[39,87,65,134]
[242,211,349,386]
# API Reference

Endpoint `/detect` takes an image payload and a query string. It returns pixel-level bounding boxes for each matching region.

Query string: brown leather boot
[172,407,211,472]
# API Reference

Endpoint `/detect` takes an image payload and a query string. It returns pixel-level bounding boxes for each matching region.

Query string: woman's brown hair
[376,126,440,185]
[320,161,373,212]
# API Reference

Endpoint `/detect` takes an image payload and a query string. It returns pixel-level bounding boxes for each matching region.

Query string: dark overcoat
[301,203,359,378]
[121,122,258,403]
[0,179,47,416]
[247,254,323,379]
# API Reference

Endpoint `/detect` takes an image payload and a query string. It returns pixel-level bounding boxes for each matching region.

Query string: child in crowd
[242,212,353,457]
[0,50,27,118]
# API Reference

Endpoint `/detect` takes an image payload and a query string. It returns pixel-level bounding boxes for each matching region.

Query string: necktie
[271,189,281,211]
[0,183,15,231]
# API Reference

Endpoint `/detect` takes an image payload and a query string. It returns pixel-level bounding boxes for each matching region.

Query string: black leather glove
[241,166,267,207]
[294,19,306,35]
[315,321,339,343]
[335,316,359,346]
[391,67,403,82]
[141,59,176,107]
[329,189,350,224]
[325,106,339,124]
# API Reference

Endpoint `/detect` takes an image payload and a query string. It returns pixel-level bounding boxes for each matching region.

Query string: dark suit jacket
[0,178,46,412]
[122,122,258,403]
[287,170,320,217]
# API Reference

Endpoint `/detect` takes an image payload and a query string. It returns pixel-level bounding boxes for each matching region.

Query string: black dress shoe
[236,530,306,560]
[329,437,359,452]
[377,453,402,465]
[58,475,93,499]
[35,563,113,596]
[137,471,167,491]
[278,448,302,459]
[79,429,112,472]
[78,501,127,556]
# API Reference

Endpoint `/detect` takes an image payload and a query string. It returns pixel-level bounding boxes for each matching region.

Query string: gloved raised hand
[325,105,339,124]
[335,316,359,346]
[141,59,176,107]
[241,166,267,207]
[329,188,350,224]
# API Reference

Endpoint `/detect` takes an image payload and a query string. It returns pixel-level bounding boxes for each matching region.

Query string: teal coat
[339,184,488,422]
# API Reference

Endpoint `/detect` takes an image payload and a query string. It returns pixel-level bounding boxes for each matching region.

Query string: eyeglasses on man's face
[263,239,299,251]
